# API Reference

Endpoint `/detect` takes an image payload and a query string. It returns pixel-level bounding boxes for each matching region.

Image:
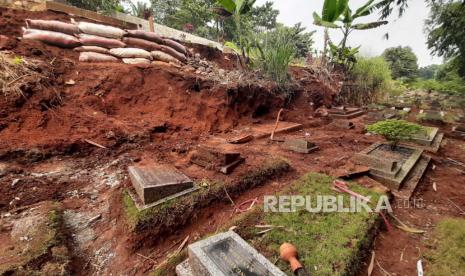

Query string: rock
[218,69,225,76]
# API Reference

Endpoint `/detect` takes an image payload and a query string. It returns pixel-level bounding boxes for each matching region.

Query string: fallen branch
[388,213,426,234]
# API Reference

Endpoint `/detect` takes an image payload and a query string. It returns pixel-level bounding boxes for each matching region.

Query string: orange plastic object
[280,243,303,272]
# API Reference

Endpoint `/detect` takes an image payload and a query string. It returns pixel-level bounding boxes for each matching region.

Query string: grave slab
[392,155,431,200]
[402,127,444,153]
[353,143,426,192]
[328,107,364,119]
[128,165,194,205]
[178,231,285,276]
[283,138,319,154]
[250,121,303,139]
[190,145,245,174]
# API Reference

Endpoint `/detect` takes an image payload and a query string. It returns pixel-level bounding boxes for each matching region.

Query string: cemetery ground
[1,7,465,276]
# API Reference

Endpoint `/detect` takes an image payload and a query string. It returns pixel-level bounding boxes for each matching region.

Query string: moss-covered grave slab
[123,159,290,235]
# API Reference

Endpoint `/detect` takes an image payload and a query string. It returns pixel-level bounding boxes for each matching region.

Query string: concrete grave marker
[177,231,285,276]
[328,106,364,119]
[190,146,245,174]
[353,143,430,199]
[283,138,319,154]
[128,165,194,205]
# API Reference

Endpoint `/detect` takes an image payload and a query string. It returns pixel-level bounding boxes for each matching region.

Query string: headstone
[177,231,285,276]
[128,165,194,205]
[283,138,319,154]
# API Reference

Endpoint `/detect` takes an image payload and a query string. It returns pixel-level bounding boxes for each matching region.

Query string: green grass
[426,218,465,276]
[233,173,384,276]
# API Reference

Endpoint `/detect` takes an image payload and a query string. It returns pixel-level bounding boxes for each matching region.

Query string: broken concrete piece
[177,231,285,276]
[283,138,319,154]
[128,165,193,205]
[227,134,254,144]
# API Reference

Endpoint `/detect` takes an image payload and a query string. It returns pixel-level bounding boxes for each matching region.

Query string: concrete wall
[111,11,224,51]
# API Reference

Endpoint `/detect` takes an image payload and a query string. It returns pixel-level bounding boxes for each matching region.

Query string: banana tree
[313,0,388,65]
[216,0,256,63]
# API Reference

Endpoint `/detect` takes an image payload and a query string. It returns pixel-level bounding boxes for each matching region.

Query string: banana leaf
[216,0,235,14]
[313,12,340,28]
[352,21,388,30]
[354,0,376,18]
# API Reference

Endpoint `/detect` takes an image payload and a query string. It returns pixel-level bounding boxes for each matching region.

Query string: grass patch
[425,218,465,275]
[231,173,384,276]
[123,159,291,235]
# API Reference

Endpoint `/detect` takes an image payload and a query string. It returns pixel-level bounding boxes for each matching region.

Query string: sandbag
[159,45,186,63]
[77,22,126,39]
[79,34,126,49]
[162,38,187,55]
[151,51,179,64]
[22,28,81,48]
[109,48,152,59]
[122,37,161,51]
[74,46,109,54]
[26,19,79,35]
[79,52,119,63]
[125,30,163,44]
[122,58,151,65]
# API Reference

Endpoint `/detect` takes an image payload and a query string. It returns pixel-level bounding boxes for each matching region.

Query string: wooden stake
[149,16,154,32]
[270,108,284,141]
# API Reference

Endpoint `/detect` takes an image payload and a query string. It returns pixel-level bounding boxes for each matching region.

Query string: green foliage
[350,56,393,93]
[255,27,296,85]
[367,120,423,145]
[313,0,387,67]
[329,42,359,69]
[382,46,419,80]
[129,1,152,19]
[426,218,465,276]
[67,0,123,14]
[418,64,441,79]
[426,1,465,78]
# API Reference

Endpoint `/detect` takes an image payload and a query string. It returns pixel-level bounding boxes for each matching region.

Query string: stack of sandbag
[75,21,127,63]
[22,19,80,48]
[22,19,191,65]
[124,30,188,64]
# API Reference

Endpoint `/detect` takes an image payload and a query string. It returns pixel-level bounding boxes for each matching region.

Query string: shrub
[367,119,423,148]
[256,27,296,85]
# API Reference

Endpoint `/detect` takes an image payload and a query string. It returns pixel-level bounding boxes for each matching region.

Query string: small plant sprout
[367,119,423,149]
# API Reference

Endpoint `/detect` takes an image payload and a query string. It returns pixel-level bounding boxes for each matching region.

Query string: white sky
[132,0,442,66]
